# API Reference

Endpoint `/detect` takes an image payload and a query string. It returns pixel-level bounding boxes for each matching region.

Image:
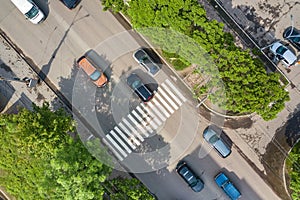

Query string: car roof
[203,128,231,157]
[77,57,107,87]
[60,0,80,9]
[126,73,153,102]
[11,0,34,14]
[133,49,160,76]
[177,162,204,192]
[78,57,97,75]
[270,42,297,65]
[270,42,284,53]
[215,173,241,200]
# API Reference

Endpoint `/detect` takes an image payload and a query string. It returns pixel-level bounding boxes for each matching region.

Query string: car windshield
[131,80,142,89]
[276,46,287,55]
[25,6,39,19]
[291,37,300,43]
[209,134,219,143]
[89,70,101,81]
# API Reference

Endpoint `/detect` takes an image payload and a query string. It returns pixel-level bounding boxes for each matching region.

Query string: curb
[116,11,253,120]
[282,146,294,200]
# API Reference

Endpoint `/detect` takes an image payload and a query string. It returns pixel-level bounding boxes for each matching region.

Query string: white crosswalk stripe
[114,127,136,149]
[103,138,124,161]
[132,109,154,133]
[118,123,141,146]
[123,118,144,142]
[106,134,127,158]
[157,88,179,110]
[110,130,132,153]
[136,106,158,132]
[161,83,182,106]
[128,114,149,137]
[165,79,187,102]
[155,93,175,114]
[140,103,162,127]
[147,102,167,121]
[104,79,188,161]
[152,98,171,118]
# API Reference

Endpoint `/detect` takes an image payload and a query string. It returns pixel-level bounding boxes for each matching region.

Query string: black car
[283,27,300,51]
[176,161,204,192]
[133,49,160,76]
[60,0,81,9]
[126,73,154,102]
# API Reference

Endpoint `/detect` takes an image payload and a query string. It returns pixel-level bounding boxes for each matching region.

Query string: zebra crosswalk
[103,79,187,161]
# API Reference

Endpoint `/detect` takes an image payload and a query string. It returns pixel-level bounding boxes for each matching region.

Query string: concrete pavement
[0,31,57,113]
[0,0,286,199]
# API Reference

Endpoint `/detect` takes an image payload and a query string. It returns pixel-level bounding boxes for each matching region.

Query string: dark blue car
[126,73,154,102]
[283,27,300,51]
[60,0,81,9]
[176,161,204,192]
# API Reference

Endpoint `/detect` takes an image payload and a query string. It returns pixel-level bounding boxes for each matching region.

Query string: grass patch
[162,51,190,70]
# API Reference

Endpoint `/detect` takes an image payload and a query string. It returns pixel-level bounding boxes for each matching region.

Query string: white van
[11,0,45,24]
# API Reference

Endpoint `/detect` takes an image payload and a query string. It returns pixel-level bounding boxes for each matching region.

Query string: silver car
[133,49,160,76]
[203,127,231,158]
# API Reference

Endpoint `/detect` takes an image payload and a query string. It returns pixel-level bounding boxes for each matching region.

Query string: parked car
[203,127,231,158]
[59,0,81,9]
[269,41,297,67]
[11,0,45,24]
[283,27,300,51]
[126,73,154,102]
[77,56,108,87]
[215,172,241,200]
[133,49,160,76]
[176,161,204,192]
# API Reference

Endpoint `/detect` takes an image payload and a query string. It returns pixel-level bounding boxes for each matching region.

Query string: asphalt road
[0,0,281,199]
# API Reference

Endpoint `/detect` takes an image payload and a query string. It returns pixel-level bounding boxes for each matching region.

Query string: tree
[101,0,127,12]
[287,142,300,199]
[0,103,111,199]
[103,0,289,120]
[106,177,155,200]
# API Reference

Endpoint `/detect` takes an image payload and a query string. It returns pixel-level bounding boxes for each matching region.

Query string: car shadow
[84,49,113,81]
[141,47,163,66]
[34,0,50,17]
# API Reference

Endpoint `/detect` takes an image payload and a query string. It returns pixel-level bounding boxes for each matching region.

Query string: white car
[270,42,297,67]
[11,0,45,24]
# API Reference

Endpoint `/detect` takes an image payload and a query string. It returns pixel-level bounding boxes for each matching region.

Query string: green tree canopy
[0,103,111,199]
[103,0,290,120]
[106,177,155,200]
[287,142,300,199]
[0,103,155,199]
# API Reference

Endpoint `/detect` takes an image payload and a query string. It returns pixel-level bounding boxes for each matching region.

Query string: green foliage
[106,177,155,200]
[0,103,111,199]
[162,50,190,70]
[102,0,127,12]
[287,142,300,199]
[193,85,208,97]
[103,0,289,120]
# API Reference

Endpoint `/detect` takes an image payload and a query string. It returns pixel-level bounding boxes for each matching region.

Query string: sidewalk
[0,34,57,113]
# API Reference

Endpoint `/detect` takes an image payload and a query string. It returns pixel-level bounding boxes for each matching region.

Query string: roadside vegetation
[0,103,154,200]
[102,0,290,121]
[286,142,300,200]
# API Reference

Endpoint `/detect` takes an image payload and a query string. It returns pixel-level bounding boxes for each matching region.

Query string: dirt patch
[177,66,194,78]
[261,124,292,200]
[224,117,253,129]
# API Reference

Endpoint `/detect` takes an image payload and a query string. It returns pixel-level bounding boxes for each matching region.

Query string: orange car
[77,56,108,87]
